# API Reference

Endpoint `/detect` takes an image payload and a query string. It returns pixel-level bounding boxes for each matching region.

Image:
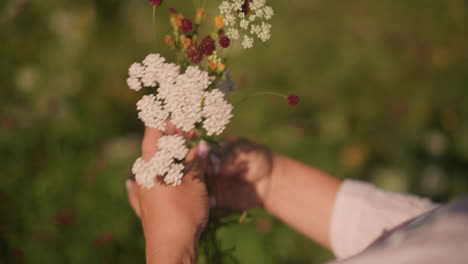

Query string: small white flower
[164,163,185,186]
[240,19,249,29]
[257,22,271,42]
[226,28,240,40]
[157,63,180,86]
[128,63,144,78]
[157,135,189,160]
[251,0,266,10]
[133,157,156,188]
[232,0,244,11]
[217,0,273,48]
[255,8,264,19]
[142,53,166,67]
[162,66,210,132]
[132,134,189,188]
[202,89,233,136]
[224,13,236,27]
[127,77,142,91]
[242,35,254,48]
[263,6,274,20]
[219,1,231,14]
[141,54,166,87]
[136,94,168,131]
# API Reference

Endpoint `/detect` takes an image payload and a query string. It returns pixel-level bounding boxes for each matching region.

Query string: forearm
[262,154,342,249]
[142,221,199,264]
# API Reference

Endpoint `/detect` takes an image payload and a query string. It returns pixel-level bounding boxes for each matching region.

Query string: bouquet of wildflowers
[127,0,296,261]
[128,0,277,188]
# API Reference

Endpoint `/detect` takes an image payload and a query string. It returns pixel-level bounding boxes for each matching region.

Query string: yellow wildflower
[214,15,225,29]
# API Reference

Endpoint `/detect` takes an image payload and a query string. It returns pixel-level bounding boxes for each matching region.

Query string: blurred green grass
[1,0,468,263]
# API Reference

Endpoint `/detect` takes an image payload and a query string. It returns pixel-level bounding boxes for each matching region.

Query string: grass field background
[2,0,468,263]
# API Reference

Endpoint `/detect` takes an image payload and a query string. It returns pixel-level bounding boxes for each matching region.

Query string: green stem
[234,91,287,106]
[153,5,157,48]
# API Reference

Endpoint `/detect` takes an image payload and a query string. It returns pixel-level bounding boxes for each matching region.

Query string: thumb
[185,140,210,181]
[126,180,142,218]
[186,140,210,163]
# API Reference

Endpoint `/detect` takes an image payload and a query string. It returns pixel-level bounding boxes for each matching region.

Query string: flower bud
[214,15,225,29]
[195,8,205,24]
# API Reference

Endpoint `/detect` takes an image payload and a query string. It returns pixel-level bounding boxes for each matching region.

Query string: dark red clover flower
[149,0,163,6]
[187,43,203,63]
[181,18,194,33]
[241,0,252,14]
[219,35,231,48]
[287,94,300,106]
[201,36,215,56]
[217,29,225,37]
[168,8,178,16]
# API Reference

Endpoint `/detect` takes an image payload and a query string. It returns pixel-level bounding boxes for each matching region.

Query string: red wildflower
[181,18,194,33]
[217,29,225,37]
[149,0,163,6]
[287,94,300,106]
[187,43,203,63]
[219,36,231,48]
[201,36,215,56]
[92,232,115,249]
[241,0,252,14]
[53,211,74,227]
[168,8,178,16]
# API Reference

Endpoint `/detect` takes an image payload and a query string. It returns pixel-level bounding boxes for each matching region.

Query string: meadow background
[2,0,468,263]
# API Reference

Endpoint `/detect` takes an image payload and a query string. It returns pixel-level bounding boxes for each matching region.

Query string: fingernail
[209,196,216,208]
[197,140,210,160]
[126,180,132,190]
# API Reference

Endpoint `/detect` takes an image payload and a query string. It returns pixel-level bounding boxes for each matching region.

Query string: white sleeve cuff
[330,180,436,260]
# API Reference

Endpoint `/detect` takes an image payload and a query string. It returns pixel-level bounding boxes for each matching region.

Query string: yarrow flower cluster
[219,0,274,48]
[132,135,189,188]
[128,54,233,187]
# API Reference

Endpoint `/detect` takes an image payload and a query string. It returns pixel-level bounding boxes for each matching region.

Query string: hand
[127,124,210,264]
[210,138,274,211]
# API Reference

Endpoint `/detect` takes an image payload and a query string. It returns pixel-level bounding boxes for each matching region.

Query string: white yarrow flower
[251,0,266,10]
[132,135,189,188]
[202,89,233,136]
[128,54,235,187]
[136,95,168,131]
[157,135,189,160]
[129,63,144,78]
[164,163,185,186]
[141,54,166,87]
[156,63,180,86]
[259,22,271,42]
[263,6,274,20]
[217,0,273,49]
[132,157,156,188]
[226,28,240,40]
[240,19,249,29]
[127,77,142,91]
[242,35,254,48]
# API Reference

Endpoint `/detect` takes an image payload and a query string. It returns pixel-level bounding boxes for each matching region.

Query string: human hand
[209,138,274,211]
[127,124,209,264]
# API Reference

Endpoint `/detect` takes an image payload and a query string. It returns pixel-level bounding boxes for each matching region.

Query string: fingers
[142,121,197,161]
[126,180,141,218]
[164,120,183,136]
[141,127,164,161]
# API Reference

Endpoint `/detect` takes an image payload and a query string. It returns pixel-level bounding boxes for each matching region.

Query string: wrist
[256,153,282,209]
[144,224,200,264]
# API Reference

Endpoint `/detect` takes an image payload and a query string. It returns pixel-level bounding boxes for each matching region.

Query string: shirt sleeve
[330,180,437,260]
